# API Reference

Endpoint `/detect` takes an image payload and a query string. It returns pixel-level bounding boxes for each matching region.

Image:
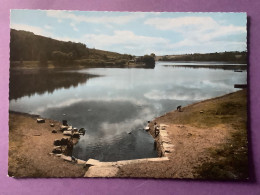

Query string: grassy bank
[116,90,248,179]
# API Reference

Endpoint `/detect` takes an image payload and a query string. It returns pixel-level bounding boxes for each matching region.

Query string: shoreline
[8,111,87,177]
[116,89,248,179]
[8,89,248,179]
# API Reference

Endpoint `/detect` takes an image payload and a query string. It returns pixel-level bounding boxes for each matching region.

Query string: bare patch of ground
[8,112,87,178]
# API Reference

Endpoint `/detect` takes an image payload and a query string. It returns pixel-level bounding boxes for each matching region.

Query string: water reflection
[9,69,94,100]
[9,61,247,161]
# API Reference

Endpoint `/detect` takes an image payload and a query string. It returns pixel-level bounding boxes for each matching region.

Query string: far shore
[8,89,248,179]
[10,60,154,70]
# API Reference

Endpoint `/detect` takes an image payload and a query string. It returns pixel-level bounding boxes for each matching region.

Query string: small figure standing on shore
[177,105,182,112]
[155,126,160,137]
[154,122,160,137]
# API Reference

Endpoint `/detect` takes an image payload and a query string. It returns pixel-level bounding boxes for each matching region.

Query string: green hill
[10,29,132,68]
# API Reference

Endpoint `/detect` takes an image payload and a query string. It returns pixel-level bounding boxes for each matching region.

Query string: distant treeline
[159,51,247,63]
[10,29,155,68]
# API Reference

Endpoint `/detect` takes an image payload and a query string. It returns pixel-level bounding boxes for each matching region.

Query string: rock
[50,123,55,127]
[52,130,57,133]
[86,159,102,166]
[77,159,87,165]
[79,128,86,135]
[60,125,68,131]
[60,138,69,145]
[53,139,61,146]
[63,130,72,136]
[37,118,45,123]
[200,111,204,113]
[72,132,80,138]
[144,126,150,131]
[62,120,68,126]
[52,147,62,154]
[61,155,72,162]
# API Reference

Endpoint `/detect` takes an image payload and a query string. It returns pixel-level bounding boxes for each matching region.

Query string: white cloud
[46,10,146,25]
[145,16,247,53]
[84,30,168,46]
[44,25,52,30]
[70,22,79,32]
[144,89,211,101]
[83,30,170,54]
[145,16,217,31]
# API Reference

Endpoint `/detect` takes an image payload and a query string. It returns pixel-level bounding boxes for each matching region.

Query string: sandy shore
[116,89,248,179]
[8,112,87,177]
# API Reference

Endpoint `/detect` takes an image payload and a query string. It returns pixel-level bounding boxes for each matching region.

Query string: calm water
[9,61,247,161]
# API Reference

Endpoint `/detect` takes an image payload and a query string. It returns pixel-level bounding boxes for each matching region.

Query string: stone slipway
[84,157,169,177]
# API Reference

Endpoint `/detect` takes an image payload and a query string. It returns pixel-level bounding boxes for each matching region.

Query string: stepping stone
[37,118,45,123]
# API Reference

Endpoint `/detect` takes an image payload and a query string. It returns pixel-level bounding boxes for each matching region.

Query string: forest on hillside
[10,29,135,67]
[159,51,247,63]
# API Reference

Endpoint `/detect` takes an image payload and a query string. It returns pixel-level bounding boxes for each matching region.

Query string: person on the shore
[154,122,160,137]
[155,126,160,137]
[177,105,182,112]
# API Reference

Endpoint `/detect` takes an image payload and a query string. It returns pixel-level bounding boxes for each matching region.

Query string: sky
[10,10,247,56]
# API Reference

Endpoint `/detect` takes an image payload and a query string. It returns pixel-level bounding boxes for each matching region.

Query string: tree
[51,51,73,66]
[142,55,155,68]
[38,51,48,66]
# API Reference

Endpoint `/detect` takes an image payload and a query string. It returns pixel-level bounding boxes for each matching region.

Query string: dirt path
[8,112,87,177]
[116,90,248,179]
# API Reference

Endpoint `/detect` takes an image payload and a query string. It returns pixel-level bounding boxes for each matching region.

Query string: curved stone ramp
[84,157,169,177]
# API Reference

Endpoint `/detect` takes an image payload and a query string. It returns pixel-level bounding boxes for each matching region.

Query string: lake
[9,61,247,162]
